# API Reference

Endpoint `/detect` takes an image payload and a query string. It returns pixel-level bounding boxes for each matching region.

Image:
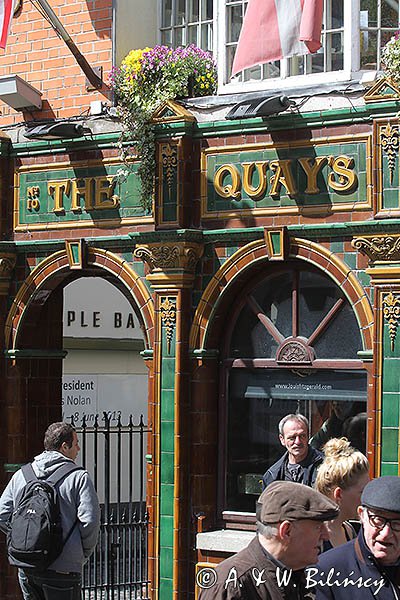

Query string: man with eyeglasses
[312,476,400,599]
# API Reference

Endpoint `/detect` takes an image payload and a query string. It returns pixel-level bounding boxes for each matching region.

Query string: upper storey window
[160,0,399,92]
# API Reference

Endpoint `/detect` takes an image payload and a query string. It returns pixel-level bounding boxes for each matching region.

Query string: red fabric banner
[232,0,323,77]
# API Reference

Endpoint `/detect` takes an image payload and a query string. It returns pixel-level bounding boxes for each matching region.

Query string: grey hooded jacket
[0,450,100,574]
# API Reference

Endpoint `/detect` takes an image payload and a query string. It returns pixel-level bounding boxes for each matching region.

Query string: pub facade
[0,74,399,598]
[0,2,400,596]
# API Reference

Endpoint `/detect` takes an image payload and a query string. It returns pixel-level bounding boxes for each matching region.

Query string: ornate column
[352,235,400,476]
[134,239,203,600]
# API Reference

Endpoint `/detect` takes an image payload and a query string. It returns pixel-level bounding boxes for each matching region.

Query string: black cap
[256,481,339,524]
[361,477,400,513]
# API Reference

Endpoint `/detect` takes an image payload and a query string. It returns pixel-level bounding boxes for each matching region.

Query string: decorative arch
[5,247,154,351]
[189,237,373,351]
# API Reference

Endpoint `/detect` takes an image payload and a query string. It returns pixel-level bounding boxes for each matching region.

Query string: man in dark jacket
[262,414,323,489]
[313,476,400,599]
[198,481,339,600]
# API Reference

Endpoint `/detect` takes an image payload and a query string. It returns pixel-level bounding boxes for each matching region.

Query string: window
[221,265,367,514]
[160,0,400,92]
[160,0,213,50]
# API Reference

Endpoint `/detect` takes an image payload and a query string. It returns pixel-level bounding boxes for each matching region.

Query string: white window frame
[159,0,398,94]
[216,0,364,94]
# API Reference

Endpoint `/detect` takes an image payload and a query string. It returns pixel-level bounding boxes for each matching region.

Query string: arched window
[221,263,367,514]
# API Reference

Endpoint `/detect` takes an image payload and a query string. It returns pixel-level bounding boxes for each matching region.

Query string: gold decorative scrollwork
[383,291,400,352]
[380,123,399,185]
[352,236,400,263]
[134,242,203,273]
[160,296,177,353]
[134,245,180,271]
[161,144,178,191]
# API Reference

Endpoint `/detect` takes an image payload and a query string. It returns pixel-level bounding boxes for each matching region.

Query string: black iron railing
[71,413,149,599]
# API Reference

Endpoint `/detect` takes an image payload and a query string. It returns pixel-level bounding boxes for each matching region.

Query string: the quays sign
[14,158,152,231]
[201,135,372,217]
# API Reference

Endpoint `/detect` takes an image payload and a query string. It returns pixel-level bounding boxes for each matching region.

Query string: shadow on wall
[84,0,112,40]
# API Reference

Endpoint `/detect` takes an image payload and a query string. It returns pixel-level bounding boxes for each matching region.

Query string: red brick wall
[0,0,113,125]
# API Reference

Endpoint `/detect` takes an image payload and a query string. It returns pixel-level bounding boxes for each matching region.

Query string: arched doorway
[221,261,367,515]
[3,247,154,599]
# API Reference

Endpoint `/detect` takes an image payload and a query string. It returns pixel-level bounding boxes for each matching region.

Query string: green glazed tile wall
[381,316,400,474]
[159,297,177,597]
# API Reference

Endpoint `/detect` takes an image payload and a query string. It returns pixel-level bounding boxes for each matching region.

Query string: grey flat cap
[256,481,339,523]
[361,476,400,513]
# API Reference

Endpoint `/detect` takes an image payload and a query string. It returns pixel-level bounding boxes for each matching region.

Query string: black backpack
[7,462,83,570]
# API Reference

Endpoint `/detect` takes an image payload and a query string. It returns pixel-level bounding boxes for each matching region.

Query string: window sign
[62,374,148,425]
[63,278,143,340]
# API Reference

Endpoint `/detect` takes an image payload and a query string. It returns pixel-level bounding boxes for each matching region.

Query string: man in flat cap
[198,481,338,600]
[313,476,400,599]
[262,414,323,489]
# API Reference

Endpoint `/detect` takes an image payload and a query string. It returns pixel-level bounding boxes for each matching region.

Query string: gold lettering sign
[269,159,297,198]
[328,155,357,192]
[298,157,327,194]
[214,165,241,199]
[27,186,40,211]
[48,176,120,214]
[212,155,358,200]
[242,162,268,198]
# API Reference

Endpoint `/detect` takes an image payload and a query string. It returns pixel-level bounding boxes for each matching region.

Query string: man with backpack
[0,422,100,600]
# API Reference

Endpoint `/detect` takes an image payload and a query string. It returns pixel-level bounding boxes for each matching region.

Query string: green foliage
[382,32,400,82]
[109,45,217,211]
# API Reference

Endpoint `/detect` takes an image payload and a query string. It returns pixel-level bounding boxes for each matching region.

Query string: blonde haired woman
[315,437,370,551]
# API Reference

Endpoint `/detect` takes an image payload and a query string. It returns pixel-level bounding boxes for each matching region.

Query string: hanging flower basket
[382,32,400,83]
[109,45,217,211]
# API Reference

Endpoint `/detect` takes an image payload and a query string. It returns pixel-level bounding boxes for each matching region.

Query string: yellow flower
[207,72,211,78]
[201,83,205,88]
[201,75,205,81]
[122,47,151,74]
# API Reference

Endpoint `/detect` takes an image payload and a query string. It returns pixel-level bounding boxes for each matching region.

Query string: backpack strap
[21,462,83,486]
[21,463,38,484]
[46,462,84,486]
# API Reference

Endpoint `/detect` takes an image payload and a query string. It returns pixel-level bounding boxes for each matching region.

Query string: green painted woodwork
[3,463,24,472]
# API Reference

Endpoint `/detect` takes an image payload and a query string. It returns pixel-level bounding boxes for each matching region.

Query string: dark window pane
[202,0,213,20]
[162,0,172,27]
[227,5,243,43]
[313,302,363,359]
[361,30,378,69]
[360,0,377,28]
[382,0,399,27]
[226,369,367,511]
[189,0,199,22]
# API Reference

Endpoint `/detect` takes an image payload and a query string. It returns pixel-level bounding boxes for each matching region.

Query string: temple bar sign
[14,158,152,231]
[201,135,372,217]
